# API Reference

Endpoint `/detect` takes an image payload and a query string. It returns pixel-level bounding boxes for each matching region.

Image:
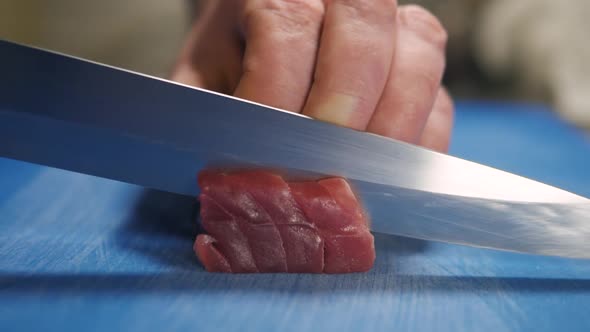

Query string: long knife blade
[1,40,589,259]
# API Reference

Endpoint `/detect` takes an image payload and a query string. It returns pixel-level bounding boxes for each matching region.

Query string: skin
[171,0,454,153]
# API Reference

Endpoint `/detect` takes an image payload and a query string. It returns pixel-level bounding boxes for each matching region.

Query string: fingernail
[311,93,360,128]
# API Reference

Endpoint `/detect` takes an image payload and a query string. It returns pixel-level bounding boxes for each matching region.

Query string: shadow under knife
[1,272,589,294]
[113,188,431,272]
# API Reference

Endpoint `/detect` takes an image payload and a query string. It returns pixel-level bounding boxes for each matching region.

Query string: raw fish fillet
[194,170,375,273]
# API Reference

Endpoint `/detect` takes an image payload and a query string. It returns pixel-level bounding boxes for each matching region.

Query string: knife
[1,39,588,259]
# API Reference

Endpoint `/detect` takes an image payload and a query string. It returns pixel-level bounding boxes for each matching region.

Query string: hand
[171,0,454,152]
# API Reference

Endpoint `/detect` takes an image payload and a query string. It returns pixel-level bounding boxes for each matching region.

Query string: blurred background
[1,0,589,130]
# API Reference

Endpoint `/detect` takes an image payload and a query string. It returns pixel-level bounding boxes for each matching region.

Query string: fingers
[420,87,454,152]
[170,1,217,88]
[171,1,454,152]
[301,0,398,130]
[233,0,325,113]
[171,62,207,88]
[367,5,448,143]
[171,1,242,92]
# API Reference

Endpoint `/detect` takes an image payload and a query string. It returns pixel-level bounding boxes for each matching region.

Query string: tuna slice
[194,170,375,273]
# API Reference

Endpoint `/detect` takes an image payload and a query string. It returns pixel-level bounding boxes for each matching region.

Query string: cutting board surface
[1,101,589,331]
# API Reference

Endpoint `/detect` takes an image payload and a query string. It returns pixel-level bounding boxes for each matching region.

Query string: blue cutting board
[1,101,589,331]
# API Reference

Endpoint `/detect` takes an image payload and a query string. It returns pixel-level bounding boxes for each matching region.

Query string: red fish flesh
[194,170,375,273]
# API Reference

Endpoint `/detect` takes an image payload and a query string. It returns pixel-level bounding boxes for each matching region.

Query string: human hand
[172,0,454,152]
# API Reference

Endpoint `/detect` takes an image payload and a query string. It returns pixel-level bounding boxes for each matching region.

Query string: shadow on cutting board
[115,189,200,271]
[2,190,589,294]
[1,273,590,294]
[114,188,431,271]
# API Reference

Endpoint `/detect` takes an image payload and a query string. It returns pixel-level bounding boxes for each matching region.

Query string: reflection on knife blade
[0,40,589,259]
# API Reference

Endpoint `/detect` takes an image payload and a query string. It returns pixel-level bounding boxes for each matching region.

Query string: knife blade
[1,39,589,259]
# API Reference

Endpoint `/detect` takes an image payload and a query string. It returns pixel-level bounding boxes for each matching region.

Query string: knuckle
[399,5,448,47]
[281,0,325,23]
[334,0,397,24]
[243,0,325,31]
[287,0,325,17]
